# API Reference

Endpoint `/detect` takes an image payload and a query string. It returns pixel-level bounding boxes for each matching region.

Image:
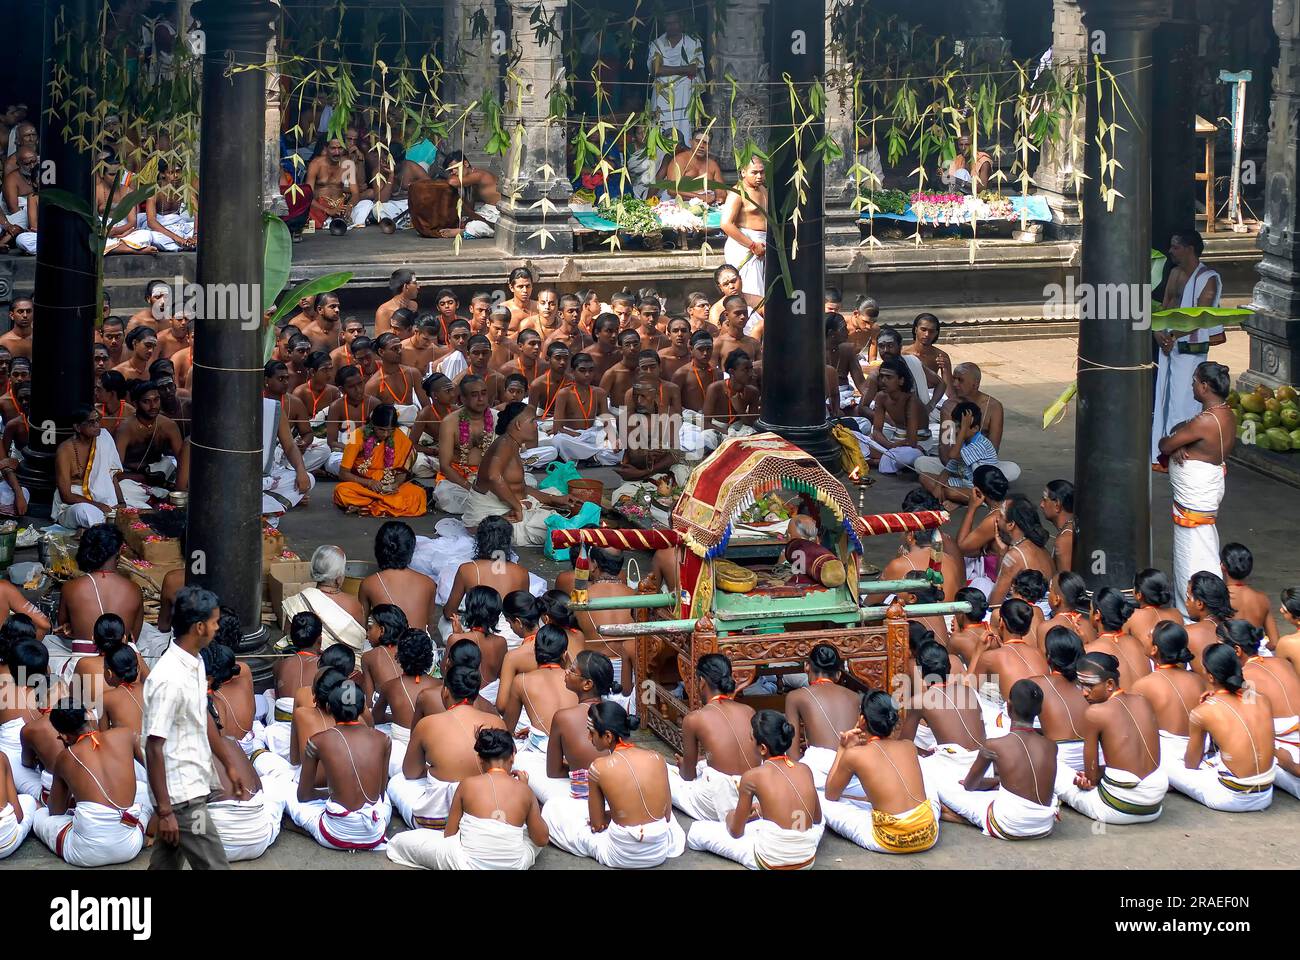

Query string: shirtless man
[597,330,641,409]
[783,644,864,787]
[401,316,442,375]
[1169,643,1277,810]
[585,314,621,385]
[823,690,940,854]
[1183,573,1237,679]
[328,318,367,369]
[899,641,987,800]
[861,356,924,475]
[500,625,578,749]
[460,335,505,407]
[144,159,197,251]
[621,351,682,420]
[551,352,610,435]
[487,309,517,370]
[1277,589,1300,675]
[98,645,147,752]
[631,298,668,353]
[825,312,870,410]
[1126,568,1184,647]
[876,490,963,602]
[376,269,420,337]
[440,587,509,696]
[672,331,720,412]
[933,363,1005,456]
[290,679,392,850]
[365,333,427,413]
[114,381,183,482]
[57,524,144,648]
[95,153,157,254]
[359,521,438,630]
[1032,627,1092,772]
[306,137,353,227]
[661,131,726,204]
[1041,571,1097,646]
[100,316,127,368]
[1088,588,1153,689]
[154,310,192,363]
[33,701,150,867]
[1056,652,1168,824]
[967,599,1049,707]
[570,549,637,692]
[702,348,760,433]
[301,293,344,353]
[521,287,561,337]
[323,365,377,471]
[845,296,879,359]
[436,375,494,499]
[1130,621,1207,768]
[2,147,38,256]
[988,496,1054,607]
[858,326,942,416]
[656,317,692,380]
[114,326,157,381]
[391,664,506,829]
[546,295,593,357]
[937,679,1061,839]
[0,297,33,360]
[503,268,539,329]
[1220,543,1281,648]
[671,654,759,822]
[902,313,953,413]
[685,290,717,336]
[541,701,685,868]
[1040,479,1075,573]
[1222,619,1300,731]
[501,327,543,387]
[946,588,992,668]
[710,295,762,367]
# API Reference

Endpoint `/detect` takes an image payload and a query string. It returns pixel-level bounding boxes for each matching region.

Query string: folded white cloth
[687,817,823,869]
[386,812,539,870]
[541,797,685,868]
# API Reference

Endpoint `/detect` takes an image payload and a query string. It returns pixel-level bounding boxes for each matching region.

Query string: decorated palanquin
[551,433,950,751]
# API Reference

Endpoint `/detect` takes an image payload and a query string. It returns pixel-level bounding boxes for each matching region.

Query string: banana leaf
[263,271,354,361]
[262,213,292,313]
[106,185,155,229]
[1149,306,1252,333]
[1042,383,1076,430]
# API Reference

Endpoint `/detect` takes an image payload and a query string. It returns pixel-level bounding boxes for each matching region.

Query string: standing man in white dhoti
[261,395,314,516]
[52,405,151,528]
[647,13,704,148]
[1157,362,1235,616]
[719,156,768,300]
[1152,229,1225,466]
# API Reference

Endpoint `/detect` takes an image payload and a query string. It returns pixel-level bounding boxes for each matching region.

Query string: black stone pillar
[756,0,836,467]
[1074,0,1164,589]
[1150,4,1199,257]
[187,0,276,648]
[21,0,98,513]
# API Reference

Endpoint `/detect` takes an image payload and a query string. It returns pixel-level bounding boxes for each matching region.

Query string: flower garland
[458,407,495,449]
[358,428,396,473]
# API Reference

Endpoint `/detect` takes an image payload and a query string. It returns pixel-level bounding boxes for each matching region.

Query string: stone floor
[10,328,1300,870]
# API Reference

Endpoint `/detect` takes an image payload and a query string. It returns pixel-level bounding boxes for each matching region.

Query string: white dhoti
[511,753,583,805]
[687,817,823,870]
[374,722,409,776]
[387,772,458,830]
[668,761,742,821]
[286,794,391,851]
[938,783,1058,840]
[104,228,157,253]
[722,228,766,298]
[800,744,865,795]
[146,209,196,250]
[33,785,151,867]
[1274,717,1300,799]
[262,696,296,761]
[1157,730,1191,772]
[1055,738,1086,773]
[1054,764,1167,823]
[0,797,36,860]
[262,464,315,515]
[0,718,39,798]
[918,743,980,803]
[281,587,367,656]
[208,790,282,862]
[857,423,925,475]
[51,429,152,528]
[551,421,622,466]
[136,622,172,659]
[386,812,539,870]
[0,482,28,515]
[914,455,1021,484]
[1169,458,1225,616]
[1166,753,1275,812]
[432,479,472,515]
[820,796,941,854]
[351,197,409,227]
[541,798,686,868]
[461,489,554,547]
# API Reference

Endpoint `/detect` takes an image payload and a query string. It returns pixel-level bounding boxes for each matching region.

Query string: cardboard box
[267,560,313,620]
[261,529,286,564]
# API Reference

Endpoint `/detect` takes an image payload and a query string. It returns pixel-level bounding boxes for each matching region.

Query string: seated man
[358,520,439,631]
[115,379,183,485]
[687,709,824,870]
[549,352,618,466]
[442,151,502,238]
[937,679,1060,840]
[1220,542,1281,647]
[333,404,426,517]
[305,137,353,228]
[280,544,368,656]
[386,728,548,870]
[1055,652,1168,824]
[916,363,1019,482]
[515,650,621,805]
[500,625,578,754]
[53,405,151,528]
[288,678,392,851]
[263,611,322,760]
[1220,620,1299,798]
[784,644,866,789]
[323,364,377,477]
[371,628,436,776]
[0,752,35,859]
[699,348,760,451]
[660,130,726,204]
[898,641,986,792]
[432,375,495,515]
[33,699,151,867]
[965,599,1049,735]
[541,702,686,867]
[1130,621,1207,771]
[669,653,758,822]
[260,387,313,515]
[2,147,38,255]
[463,402,575,546]
[389,663,507,830]
[55,525,144,678]
[821,691,940,854]
[143,159,197,251]
[1168,642,1278,809]
[1029,626,1092,772]
[852,357,926,475]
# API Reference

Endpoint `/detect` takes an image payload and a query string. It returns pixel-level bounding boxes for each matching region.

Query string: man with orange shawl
[334,404,427,517]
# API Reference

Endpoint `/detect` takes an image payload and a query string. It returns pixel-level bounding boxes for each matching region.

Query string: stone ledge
[1229,443,1300,489]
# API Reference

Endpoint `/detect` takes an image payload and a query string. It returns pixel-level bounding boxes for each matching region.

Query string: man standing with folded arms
[143,585,230,869]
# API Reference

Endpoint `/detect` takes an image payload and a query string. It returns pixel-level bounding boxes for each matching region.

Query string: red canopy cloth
[549,528,681,550]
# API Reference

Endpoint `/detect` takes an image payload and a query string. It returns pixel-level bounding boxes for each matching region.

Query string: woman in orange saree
[333,404,427,517]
